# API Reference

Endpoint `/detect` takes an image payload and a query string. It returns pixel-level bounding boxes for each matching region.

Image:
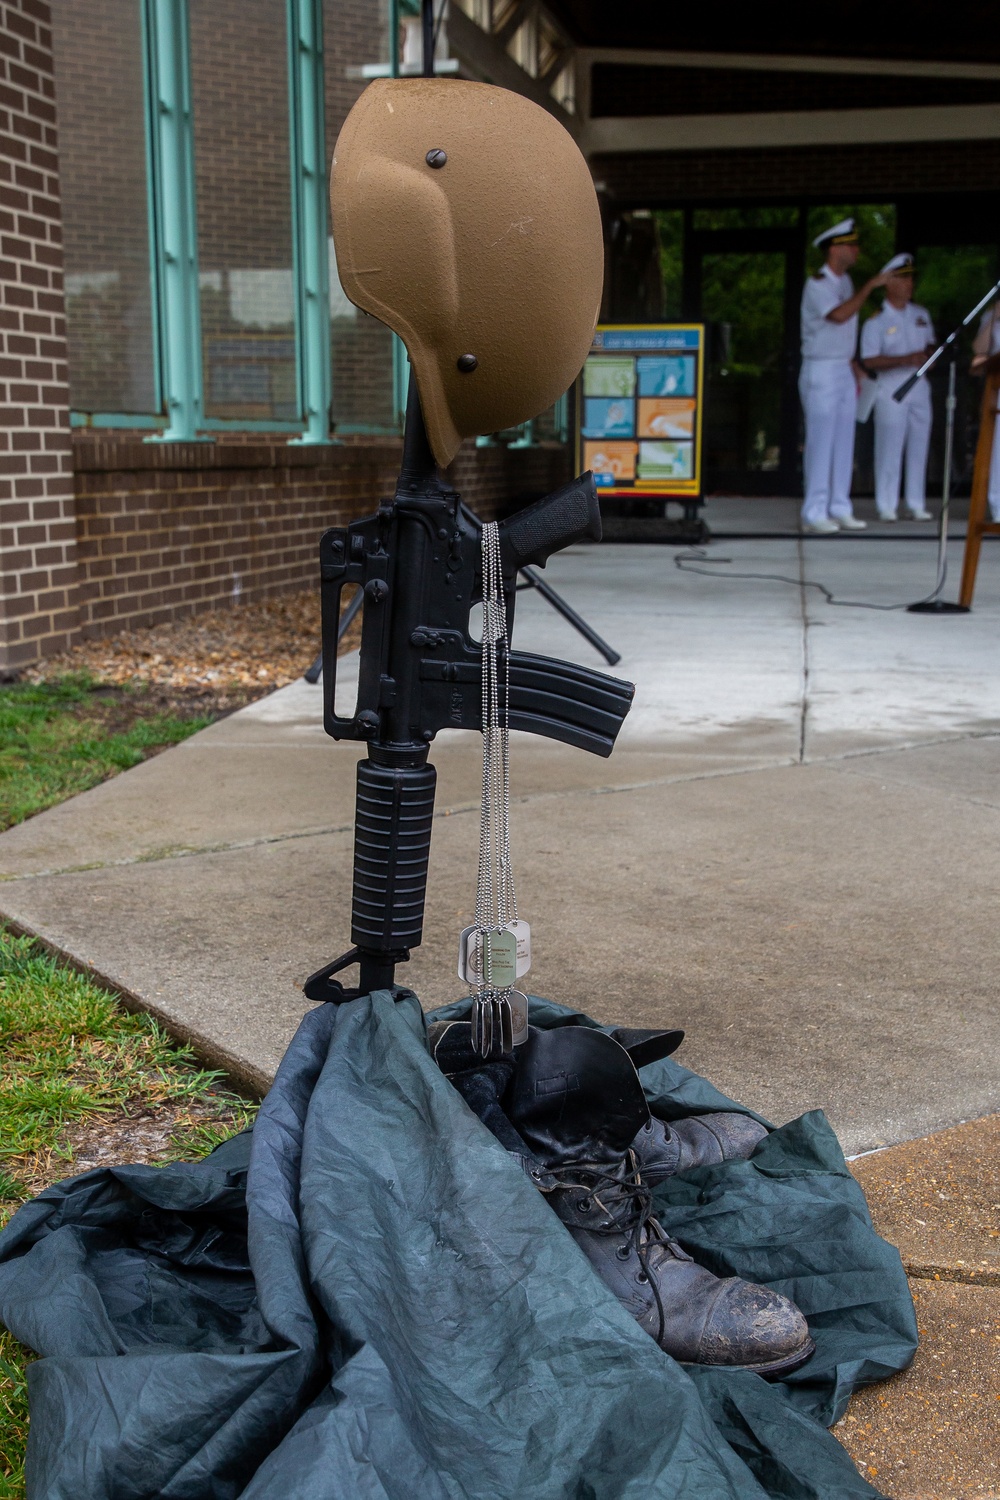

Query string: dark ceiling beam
[543,2,1000,66]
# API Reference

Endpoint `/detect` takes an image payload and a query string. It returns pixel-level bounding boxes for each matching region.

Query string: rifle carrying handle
[320,526,381,741]
[497,471,602,572]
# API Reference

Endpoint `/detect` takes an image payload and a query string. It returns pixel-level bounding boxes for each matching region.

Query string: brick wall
[595,138,1000,207]
[71,433,400,636]
[0,0,79,674]
[447,439,571,520]
[0,0,573,664]
[68,430,569,640]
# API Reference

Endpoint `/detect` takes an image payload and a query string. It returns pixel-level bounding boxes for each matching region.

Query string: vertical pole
[388,0,401,73]
[388,0,408,432]
[554,392,568,443]
[907,355,969,613]
[141,0,207,442]
[288,0,332,444]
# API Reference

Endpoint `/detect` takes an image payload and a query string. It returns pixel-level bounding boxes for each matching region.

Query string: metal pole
[906,355,969,614]
[516,566,621,665]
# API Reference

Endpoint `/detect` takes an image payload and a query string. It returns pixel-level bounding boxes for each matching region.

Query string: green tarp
[0,993,916,1498]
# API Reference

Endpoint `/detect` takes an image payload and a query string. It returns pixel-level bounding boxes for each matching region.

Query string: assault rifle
[303,384,635,1004]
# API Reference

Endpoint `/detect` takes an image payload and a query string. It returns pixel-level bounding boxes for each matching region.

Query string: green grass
[0,675,211,832]
[0,928,257,1491]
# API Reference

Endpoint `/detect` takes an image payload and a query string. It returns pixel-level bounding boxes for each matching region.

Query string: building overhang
[583,105,1000,156]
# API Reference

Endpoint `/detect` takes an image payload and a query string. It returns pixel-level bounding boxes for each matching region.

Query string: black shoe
[631,1111,769,1184]
[507,1027,814,1375]
[531,1152,813,1373]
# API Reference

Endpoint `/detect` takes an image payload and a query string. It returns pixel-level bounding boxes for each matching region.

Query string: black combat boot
[505,1026,814,1375]
[631,1111,769,1184]
[604,1025,769,1181]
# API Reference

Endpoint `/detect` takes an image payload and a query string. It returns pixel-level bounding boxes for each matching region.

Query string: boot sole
[682,1335,816,1379]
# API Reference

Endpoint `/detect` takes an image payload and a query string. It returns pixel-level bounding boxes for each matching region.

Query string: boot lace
[542,1151,668,1343]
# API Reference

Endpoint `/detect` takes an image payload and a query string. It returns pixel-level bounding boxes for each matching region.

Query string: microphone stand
[894,279,1000,614]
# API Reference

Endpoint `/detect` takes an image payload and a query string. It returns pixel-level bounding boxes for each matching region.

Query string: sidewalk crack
[797,533,810,763]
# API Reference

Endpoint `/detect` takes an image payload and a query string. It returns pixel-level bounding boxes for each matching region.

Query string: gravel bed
[26,590,360,705]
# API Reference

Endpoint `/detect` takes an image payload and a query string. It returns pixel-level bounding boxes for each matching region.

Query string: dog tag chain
[461,521,530,1055]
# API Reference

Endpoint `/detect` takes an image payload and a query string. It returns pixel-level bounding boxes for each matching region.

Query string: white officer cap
[881,252,915,276]
[812,217,858,249]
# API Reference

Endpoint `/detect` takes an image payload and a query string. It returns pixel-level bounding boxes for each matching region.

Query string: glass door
[685,224,803,495]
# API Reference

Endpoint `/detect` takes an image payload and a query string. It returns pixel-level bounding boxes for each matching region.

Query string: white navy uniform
[860,300,934,518]
[800,265,859,525]
[977,308,1000,521]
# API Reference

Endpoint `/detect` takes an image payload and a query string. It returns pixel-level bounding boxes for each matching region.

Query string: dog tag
[485,929,517,988]
[510,918,531,978]
[465,922,530,983]
[466,928,517,989]
[457,924,477,982]
[509,989,529,1046]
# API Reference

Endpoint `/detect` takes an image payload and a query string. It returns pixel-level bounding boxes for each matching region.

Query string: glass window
[653,210,684,320]
[190,0,297,423]
[692,207,799,231]
[911,244,999,492]
[323,0,396,431]
[52,0,156,414]
[700,250,786,474]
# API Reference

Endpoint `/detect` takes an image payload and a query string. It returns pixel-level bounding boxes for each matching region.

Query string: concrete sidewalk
[1,535,997,1153]
[2,532,999,1496]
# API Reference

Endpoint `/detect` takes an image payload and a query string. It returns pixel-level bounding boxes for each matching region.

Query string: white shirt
[801,265,857,360]
[860,301,935,396]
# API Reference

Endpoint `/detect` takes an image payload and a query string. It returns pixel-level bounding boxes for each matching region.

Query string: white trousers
[873,384,931,517]
[799,359,857,524]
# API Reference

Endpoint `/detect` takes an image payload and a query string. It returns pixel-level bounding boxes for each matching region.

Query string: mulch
[25,591,360,719]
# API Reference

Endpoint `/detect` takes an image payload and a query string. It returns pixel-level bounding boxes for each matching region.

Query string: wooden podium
[958,353,1000,607]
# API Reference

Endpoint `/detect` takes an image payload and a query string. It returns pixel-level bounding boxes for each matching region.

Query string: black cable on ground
[673,549,909,611]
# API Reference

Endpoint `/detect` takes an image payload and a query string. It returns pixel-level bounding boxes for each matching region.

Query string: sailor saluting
[859,254,935,522]
[799,217,889,533]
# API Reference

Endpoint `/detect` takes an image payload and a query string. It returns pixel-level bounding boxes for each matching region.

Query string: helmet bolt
[425,149,447,169]
[457,353,478,373]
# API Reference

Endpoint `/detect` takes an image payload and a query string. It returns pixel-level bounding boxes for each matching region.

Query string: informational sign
[575,324,705,497]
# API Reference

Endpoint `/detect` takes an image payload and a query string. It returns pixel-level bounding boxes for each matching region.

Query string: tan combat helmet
[331,78,603,468]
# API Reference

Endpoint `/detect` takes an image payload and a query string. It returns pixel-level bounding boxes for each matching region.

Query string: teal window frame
[69,0,404,441]
[287,0,332,444]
